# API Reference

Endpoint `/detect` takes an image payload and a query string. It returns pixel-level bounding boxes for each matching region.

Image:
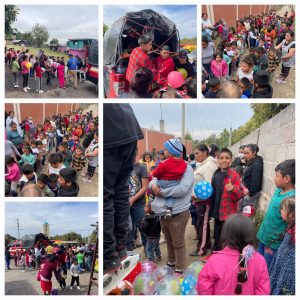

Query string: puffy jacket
[242,156,263,196]
[58,182,79,197]
[197,246,270,295]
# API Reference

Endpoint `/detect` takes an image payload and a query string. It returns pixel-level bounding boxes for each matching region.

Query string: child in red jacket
[151,139,187,218]
[209,148,242,251]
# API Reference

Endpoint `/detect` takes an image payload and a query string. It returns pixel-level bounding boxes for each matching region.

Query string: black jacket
[243,156,263,196]
[252,84,273,98]
[57,182,79,197]
[140,214,161,239]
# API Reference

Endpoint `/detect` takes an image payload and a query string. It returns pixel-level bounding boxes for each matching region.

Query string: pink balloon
[167,71,185,88]
[141,261,157,273]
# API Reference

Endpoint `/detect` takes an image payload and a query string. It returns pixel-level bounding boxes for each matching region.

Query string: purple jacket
[197,246,270,295]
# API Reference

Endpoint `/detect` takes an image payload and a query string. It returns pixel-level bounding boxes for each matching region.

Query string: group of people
[5,242,95,295]
[121,35,197,98]
[202,9,295,98]
[104,104,295,295]
[5,109,98,197]
[5,47,88,93]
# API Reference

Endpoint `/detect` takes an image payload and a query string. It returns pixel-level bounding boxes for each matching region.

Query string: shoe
[15,84,19,87]
[174,269,184,275]
[116,245,128,261]
[23,88,28,92]
[166,262,175,268]
[70,286,73,290]
[36,90,39,92]
[276,79,286,84]
[189,250,201,257]
[104,254,121,274]
[26,86,31,90]
[156,256,162,261]
[77,286,80,290]
[82,177,92,183]
[39,90,44,93]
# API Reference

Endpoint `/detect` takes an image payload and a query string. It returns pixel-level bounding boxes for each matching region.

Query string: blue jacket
[67,58,79,70]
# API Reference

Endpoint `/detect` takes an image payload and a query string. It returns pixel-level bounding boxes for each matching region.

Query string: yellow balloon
[26,62,32,69]
[177,68,188,79]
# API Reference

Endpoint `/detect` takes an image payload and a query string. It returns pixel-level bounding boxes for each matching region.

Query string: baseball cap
[179,50,188,58]
[242,205,255,217]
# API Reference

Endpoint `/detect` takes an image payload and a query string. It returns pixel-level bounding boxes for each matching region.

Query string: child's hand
[225,179,234,192]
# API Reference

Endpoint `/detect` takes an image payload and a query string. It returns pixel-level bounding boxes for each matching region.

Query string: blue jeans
[258,241,277,271]
[86,256,92,272]
[146,238,161,261]
[6,257,10,269]
[78,262,84,272]
[157,179,180,209]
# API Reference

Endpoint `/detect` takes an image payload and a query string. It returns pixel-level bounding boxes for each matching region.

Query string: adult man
[67,54,79,89]
[219,81,242,98]
[174,50,194,82]
[126,35,158,84]
[154,45,175,85]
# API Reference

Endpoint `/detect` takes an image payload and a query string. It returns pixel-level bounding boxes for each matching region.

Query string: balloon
[133,272,158,295]
[41,67,46,73]
[181,261,204,295]
[194,180,213,200]
[154,266,174,282]
[51,289,58,295]
[177,68,188,79]
[108,280,134,295]
[141,261,157,273]
[156,275,181,295]
[25,62,32,69]
[186,261,205,275]
[167,71,185,88]
[124,262,141,283]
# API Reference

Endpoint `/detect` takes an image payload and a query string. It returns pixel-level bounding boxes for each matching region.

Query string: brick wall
[230,105,295,212]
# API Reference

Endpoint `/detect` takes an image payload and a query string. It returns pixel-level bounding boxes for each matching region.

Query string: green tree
[50,38,59,46]
[185,133,193,140]
[22,31,34,45]
[52,232,83,242]
[31,23,49,47]
[5,5,19,36]
[5,234,17,246]
[103,24,109,36]
[89,230,97,244]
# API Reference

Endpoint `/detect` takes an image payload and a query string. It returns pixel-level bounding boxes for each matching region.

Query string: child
[18,145,35,166]
[230,41,239,74]
[151,139,187,218]
[5,156,21,192]
[21,56,31,92]
[11,57,20,87]
[238,77,252,98]
[45,127,55,152]
[58,167,79,197]
[72,146,87,173]
[71,135,80,153]
[76,250,85,272]
[255,46,269,71]
[37,141,47,170]
[140,212,162,262]
[252,70,273,98]
[36,174,55,197]
[19,164,37,191]
[205,77,221,98]
[266,47,279,83]
[197,214,270,295]
[209,148,242,251]
[48,174,59,196]
[57,61,65,89]
[59,141,73,167]
[210,52,228,79]
[34,61,44,93]
[30,140,39,172]
[82,132,98,183]
[70,259,80,290]
[48,152,65,175]
[257,159,295,270]
[19,253,26,272]
[236,56,254,82]
[269,197,295,295]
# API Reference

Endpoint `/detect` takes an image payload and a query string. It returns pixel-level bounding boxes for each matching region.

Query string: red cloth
[43,123,51,133]
[40,280,52,294]
[215,168,243,221]
[35,66,43,78]
[152,157,187,180]
[154,56,175,84]
[126,47,158,83]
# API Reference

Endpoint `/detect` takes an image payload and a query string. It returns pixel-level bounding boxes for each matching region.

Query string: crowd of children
[5,47,88,93]
[5,109,98,197]
[125,139,295,295]
[202,8,295,98]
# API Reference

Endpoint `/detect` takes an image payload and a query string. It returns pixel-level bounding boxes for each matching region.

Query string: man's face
[142,41,152,52]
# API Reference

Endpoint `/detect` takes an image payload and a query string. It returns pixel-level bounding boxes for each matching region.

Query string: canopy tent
[104,9,179,67]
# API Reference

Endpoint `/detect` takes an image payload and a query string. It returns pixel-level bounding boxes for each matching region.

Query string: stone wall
[230,104,295,212]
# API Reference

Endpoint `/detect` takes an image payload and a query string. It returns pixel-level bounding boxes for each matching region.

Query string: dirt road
[5,265,98,295]
[5,65,98,98]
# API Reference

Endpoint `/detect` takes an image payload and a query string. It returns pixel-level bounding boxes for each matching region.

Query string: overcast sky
[5,202,98,238]
[104,5,197,38]
[131,103,253,140]
[13,5,98,44]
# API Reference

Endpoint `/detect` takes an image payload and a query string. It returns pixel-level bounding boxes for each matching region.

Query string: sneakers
[70,286,73,290]
[104,254,121,274]
[174,269,184,275]
[276,78,286,84]
[166,261,175,268]
[26,86,31,90]
[39,90,44,93]
[116,245,128,261]
[23,88,28,92]
[77,286,80,290]
[82,177,92,183]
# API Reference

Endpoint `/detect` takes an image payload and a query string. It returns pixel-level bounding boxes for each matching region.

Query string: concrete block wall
[230,105,295,212]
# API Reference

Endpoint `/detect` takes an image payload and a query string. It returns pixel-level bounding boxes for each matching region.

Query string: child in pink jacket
[57,61,65,89]
[210,52,229,78]
[5,156,21,192]
[197,214,270,295]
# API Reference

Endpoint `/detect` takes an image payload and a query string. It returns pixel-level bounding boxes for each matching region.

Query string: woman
[148,145,194,274]
[231,145,246,170]
[6,111,20,132]
[202,36,215,75]
[140,152,155,172]
[242,144,263,210]
[202,13,214,36]
[275,31,295,84]
[7,122,23,153]
[190,144,218,257]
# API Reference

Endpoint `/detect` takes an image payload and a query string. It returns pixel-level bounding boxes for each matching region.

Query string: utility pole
[229,123,232,147]
[16,218,21,240]
[182,104,185,142]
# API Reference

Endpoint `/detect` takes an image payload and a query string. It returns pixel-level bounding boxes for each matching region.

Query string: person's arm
[282,48,295,60]
[158,165,194,198]
[11,142,22,158]
[275,42,282,50]
[129,177,149,206]
[46,187,55,197]
[249,163,263,196]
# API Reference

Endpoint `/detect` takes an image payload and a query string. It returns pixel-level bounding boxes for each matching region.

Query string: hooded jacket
[58,182,79,197]
[243,155,263,196]
[252,84,273,98]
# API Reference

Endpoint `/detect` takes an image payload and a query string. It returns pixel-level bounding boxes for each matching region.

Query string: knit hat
[164,139,183,157]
